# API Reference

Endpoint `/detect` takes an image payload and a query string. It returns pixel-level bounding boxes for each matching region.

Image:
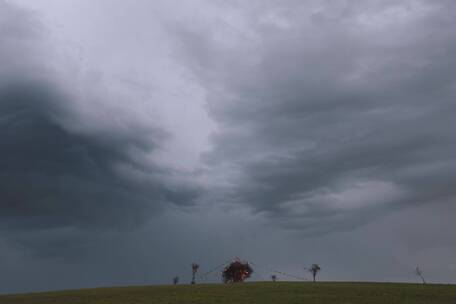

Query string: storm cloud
[1,0,456,293]
[171,0,456,233]
[0,0,199,233]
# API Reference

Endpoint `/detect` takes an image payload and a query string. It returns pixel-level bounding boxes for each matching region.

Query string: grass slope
[1,282,456,304]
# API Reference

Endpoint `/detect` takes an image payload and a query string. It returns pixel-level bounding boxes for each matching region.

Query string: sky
[1,0,456,293]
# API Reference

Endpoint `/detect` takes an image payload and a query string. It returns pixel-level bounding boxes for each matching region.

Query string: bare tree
[415,266,426,284]
[271,275,277,282]
[173,276,179,285]
[191,263,200,285]
[308,264,321,282]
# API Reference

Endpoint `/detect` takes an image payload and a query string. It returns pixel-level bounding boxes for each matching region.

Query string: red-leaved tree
[222,259,253,283]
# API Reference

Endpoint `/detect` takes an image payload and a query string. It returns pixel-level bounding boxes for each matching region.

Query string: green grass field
[1,282,456,304]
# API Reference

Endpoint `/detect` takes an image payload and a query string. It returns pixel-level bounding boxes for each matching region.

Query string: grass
[1,282,456,304]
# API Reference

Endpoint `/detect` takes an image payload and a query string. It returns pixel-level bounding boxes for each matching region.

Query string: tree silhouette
[173,276,179,285]
[271,275,277,282]
[191,263,200,285]
[415,266,426,284]
[308,264,321,282]
[222,259,253,283]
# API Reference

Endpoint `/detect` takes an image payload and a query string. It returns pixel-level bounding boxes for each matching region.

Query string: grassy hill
[1,282,456,304]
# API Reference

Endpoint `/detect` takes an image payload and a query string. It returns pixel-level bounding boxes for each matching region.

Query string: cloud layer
[2,0,456,293]
[173,0,456,233]
[0,0,199,233]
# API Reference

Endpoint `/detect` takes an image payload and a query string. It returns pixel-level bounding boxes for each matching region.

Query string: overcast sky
[1,0,456,293]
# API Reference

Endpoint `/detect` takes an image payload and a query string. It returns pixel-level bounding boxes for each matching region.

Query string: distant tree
[191,263,200,285]
[173,276,179,285]
[415,266,426,284]
[222,259,253,283]
[271,275,277,282]
[308,264,321,282]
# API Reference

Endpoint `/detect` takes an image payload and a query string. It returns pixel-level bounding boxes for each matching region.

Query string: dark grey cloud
[0,2,210,293]
[0,0,199,235]
[173,0,456,234]
[0,82,197,230]
[2,0,456,294]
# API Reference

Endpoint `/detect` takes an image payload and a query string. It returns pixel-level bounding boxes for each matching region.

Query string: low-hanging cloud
[172,0,456,234]
[0,0,200,235]
[2,0,456,293]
